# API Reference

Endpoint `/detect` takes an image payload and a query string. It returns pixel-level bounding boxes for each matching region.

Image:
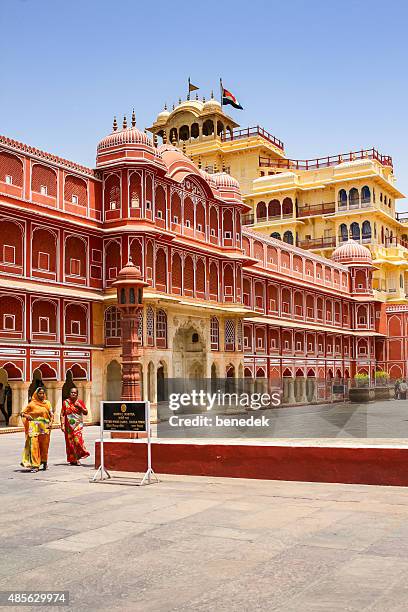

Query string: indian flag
[221,85,243,110]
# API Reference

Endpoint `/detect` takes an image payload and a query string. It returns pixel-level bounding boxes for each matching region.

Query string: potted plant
[374,370,393,400]
[349,373,374,402]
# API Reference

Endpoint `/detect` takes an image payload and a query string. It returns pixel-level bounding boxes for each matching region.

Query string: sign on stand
[92,400,158,486]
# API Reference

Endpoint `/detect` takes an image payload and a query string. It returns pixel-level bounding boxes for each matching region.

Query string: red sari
[61,398,90,463]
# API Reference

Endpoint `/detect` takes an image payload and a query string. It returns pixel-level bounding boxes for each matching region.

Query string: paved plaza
[2,426,408,611]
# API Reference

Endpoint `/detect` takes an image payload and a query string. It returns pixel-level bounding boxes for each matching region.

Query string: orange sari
[21,390,53,469]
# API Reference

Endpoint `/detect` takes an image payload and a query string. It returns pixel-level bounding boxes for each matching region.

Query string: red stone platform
[95,439,408,487]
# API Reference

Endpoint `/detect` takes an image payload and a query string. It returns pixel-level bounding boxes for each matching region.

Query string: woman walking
[21,388,53,472]
[60,387,90,465]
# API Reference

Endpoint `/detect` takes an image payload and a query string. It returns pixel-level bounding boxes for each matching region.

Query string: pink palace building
[0,113,401,425]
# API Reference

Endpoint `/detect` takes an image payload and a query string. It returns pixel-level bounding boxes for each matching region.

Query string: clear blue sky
[1,0,407,207]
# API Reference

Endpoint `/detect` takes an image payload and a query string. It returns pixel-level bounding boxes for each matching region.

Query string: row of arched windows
[0,219,94,282]
[0,295,88,341]
[105,240,239,302]
[339,221,397,246]
[338,186,371,208]
[159,120,233,143]
[242,234,348,289]
[0,151,88,205]
[339,221,372,242]
[256,198,293,221]
[241,280,364,326]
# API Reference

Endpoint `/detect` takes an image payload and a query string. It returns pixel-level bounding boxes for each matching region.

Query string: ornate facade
[0,108,405,425]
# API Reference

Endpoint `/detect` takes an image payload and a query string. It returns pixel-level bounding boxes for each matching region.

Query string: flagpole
[220,78,223,107]
[187,77,190,101]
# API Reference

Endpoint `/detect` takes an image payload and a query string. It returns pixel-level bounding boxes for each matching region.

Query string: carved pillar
[9,382,30,427]
[113,259,147,403]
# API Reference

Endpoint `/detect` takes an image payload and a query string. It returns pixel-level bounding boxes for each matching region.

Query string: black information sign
[102,401,147,432]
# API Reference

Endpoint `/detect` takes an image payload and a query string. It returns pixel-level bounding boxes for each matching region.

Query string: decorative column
[9,382,31,427]
[113,258,147,402]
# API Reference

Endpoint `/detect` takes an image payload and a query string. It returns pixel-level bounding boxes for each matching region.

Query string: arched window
[172,252,182,293]
[283,230,294,245]
[349,188,359,208]
[32,164,57,197]
[0,151,23,187]
[184,197,194,228]
[203,119,214,136]
[270,232,281,240]
[268,199,280,218]
[104,175,120,211]
[362,220,371,242]
[146,306,154,346]
[225,319,235,351]
[217,121,224,136]
[282,198,293,216]
[361,186,371,204]
[179,125,189,141]
[183,256,194,295]
[209,262,218,300]
[156,249,167,291]
[339,223,348,242]
[64,175,87,206]
[156,310,167,348]
[338,189,347,208]
[104,306,121,339]
[171,192,181,225]
[256,201,267,220]
[210,317,219,350]
[350,222,360,240]
[191,123,199,139]
[155,185,166,222]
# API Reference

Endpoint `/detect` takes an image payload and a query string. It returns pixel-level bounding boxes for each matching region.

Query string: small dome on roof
[199,168,216,187]
[203,97,221,111]
[174,99,204,114]
[156,108,170,123]
[331,240,372,265]
[97,126,154,153]
[211,172,240,189]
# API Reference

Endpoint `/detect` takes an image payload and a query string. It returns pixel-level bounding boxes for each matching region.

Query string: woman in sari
[60,387,90,465]
[21,387,53,472]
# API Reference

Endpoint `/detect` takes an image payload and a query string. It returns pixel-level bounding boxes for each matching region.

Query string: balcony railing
[221,126,284,150]
[298,202,335,217]
[385,236,408,249]
[259,147,393,170]
[296,236,336,250]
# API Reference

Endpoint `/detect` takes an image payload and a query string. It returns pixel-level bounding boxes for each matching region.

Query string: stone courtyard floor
[2,427,408,610]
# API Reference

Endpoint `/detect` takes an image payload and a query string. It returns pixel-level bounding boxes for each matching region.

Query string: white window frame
[39,316,50,333]
[72,194,79,204]
[38,251,50,271]
[108,266,117,280]
[2,244,15,265]
[40,185,48,196]
[71,320,81,335]
[5,175,12,185]
[70,258,81,277]
[3,314,15,331]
